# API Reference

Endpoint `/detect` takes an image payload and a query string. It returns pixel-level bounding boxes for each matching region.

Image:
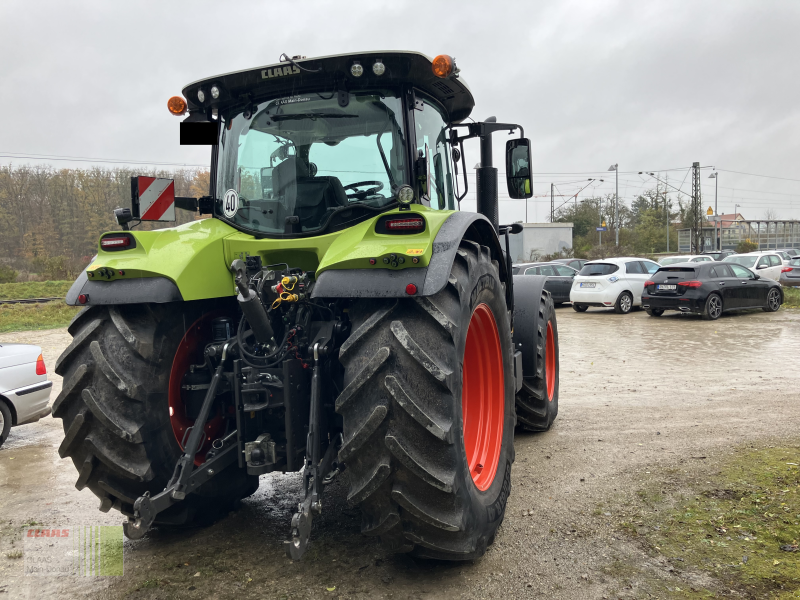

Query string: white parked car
[658,255,715,266]
[0,344,52,447]
[570,257,661,314]
[723,252,784,281]
[768,250,792,265]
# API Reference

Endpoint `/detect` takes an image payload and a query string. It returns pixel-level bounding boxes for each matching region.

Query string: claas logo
[27,528,70,537]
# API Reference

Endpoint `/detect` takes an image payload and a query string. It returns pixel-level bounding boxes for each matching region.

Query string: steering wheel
[343,180,384,200]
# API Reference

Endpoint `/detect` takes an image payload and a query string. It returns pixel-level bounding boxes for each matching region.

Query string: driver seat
[294,176,348,229]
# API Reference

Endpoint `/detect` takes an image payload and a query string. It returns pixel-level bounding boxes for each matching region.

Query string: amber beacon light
[432,54,455,78]
[167,96,187,115]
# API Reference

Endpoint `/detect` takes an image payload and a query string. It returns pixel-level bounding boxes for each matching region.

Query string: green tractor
[54,51,559,560]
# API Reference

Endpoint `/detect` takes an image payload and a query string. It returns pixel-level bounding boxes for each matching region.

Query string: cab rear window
[579,263,619,276]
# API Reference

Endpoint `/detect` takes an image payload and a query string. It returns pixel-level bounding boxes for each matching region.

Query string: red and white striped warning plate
[135,177,175,221]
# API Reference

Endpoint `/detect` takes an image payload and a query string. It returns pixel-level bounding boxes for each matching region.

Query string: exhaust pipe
[679,307,691,312]
[476,117,499,232]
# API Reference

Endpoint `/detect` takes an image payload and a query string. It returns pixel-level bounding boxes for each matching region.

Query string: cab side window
[414,94,455,211]
[769,255,781,267]
[524,267,540,275]
[757,256,770,269]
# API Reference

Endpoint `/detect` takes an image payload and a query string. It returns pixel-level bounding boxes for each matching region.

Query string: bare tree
[763,208,779,220]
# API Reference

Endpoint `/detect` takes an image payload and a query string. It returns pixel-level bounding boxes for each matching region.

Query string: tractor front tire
[337,241,516,560]
[53,303,258,526]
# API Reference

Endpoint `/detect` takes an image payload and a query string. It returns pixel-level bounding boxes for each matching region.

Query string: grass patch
[0,280,72,300]
[639,445,800,597]
[783,287,800,309]
[0,301,80,333]
[6,550,23,559]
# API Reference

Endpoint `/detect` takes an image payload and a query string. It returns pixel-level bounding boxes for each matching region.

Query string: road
[1,307,798,599]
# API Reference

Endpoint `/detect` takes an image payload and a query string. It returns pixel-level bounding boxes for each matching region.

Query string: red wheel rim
[545,321,555,401]
[168,313,225,466]
[462,303,504,491]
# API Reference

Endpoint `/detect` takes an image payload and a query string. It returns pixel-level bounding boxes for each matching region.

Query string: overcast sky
[2,0,799,222]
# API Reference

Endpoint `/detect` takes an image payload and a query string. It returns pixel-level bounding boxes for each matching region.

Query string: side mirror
[505,138,533,200]
[756,264,767,269]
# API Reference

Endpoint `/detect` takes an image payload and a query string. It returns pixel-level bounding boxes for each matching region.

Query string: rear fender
[512,275,549,378]
[65,219,237,306]
[312,212,509,298]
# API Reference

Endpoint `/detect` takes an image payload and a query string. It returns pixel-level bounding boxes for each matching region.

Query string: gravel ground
[0,306,798,599]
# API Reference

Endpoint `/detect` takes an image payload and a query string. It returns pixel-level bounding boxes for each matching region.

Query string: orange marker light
[167,96,187,116]
[432,55,455,78]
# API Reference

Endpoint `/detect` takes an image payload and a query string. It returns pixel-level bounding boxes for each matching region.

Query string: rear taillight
[781,267,792,273]
[384,217,425,232]
[644,280,655,287]
[677,280,702,288]
[36,353,46,375]
[100,235,132,249]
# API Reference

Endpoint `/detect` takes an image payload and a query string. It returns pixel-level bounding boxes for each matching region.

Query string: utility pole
[665,173,669,253]
[550,183,554,223]
[691,162,702,253]
[599,197,603,246]
[608,164,618,245]
[708,172,718,250]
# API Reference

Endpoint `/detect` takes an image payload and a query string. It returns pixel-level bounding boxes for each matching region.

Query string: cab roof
[182,51,475,124]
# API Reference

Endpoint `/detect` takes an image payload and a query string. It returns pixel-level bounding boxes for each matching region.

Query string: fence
[678,220,800,253]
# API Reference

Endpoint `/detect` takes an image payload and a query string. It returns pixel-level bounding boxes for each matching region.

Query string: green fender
[68,207,501,305]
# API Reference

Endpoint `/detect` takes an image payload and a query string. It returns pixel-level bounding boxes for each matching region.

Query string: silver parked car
[0,344,52,447]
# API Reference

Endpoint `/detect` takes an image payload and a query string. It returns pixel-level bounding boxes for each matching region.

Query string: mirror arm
[450,129,469,203]
[175,196,215,215]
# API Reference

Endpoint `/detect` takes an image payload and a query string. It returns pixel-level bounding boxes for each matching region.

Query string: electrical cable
[718,169,800,183]
[0,152,208,168]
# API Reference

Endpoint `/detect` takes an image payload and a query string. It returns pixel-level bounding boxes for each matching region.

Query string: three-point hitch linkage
[124,259,346,559]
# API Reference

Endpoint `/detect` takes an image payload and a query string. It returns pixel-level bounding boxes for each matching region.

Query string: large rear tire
[336,241,515,560]
[514,291,559,432]
[53,303,258,525]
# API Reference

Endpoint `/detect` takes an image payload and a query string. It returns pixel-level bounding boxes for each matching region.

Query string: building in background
[678,213,800,252]
[508,223,574,263]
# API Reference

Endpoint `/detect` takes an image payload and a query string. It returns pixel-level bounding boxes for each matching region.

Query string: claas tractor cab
[55,51,559,560]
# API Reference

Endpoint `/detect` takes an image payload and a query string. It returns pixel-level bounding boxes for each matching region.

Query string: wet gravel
[1,307,798,599]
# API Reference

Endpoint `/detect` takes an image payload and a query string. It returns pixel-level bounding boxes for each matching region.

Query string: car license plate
[579,283,596,288]
[658,284,676,290]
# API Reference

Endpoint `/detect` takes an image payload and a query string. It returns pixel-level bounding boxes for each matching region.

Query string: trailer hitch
[285,343,341,559]
[124,344,235,540]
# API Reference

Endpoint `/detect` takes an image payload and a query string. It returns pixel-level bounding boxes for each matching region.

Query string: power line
[717,169,800,183]
[0,152,208,168]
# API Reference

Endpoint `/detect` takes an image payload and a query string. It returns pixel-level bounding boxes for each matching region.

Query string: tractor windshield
[216,90,407,236]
